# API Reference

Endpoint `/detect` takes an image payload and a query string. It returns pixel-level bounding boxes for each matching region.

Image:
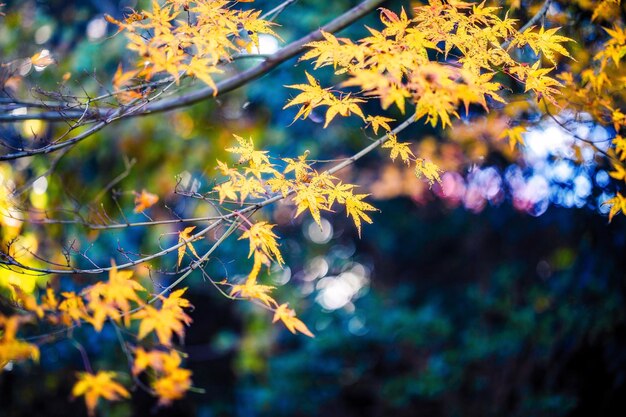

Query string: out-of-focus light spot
[11,107,27,116]
[573,175,592,200]
[300,281,315,295]
[8,272,37,294]
[21,119,45,138]
[440,172,465,204]
[315,265,369,311]
[344,262,369,278]
[3,208,22,228]
[257,34,279,54]
[221,100,244,119]
[32,176,48,195]
[563,191,576,208]
[316,277,354,310]
[526,175,550,200]
[348,316,368,336]
[536,260,551,279]
[525,125,573,161]
[172,113,194,138]
[463,185,486,213]
[30,190,48,209]
[315,316,332,332]
[87,17,107,40]
[512,175,549,214]
[271,265,291,286]
[177,171,199,192]
[32,49,52,72]
[475,167,502,200]
[305,218,333,244]
[552,160,574,182]
[596,170,610,187]
[330,243,356,259]
[304,256,328,281]
[35,25,52,44]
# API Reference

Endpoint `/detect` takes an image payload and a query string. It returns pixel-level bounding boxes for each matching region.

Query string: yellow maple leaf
[301,30,362,71]
[284,71,333,123]
[133,347,176,375]
[72,371,129,417]
[0,315,40,369]
[58,292,88,326]
[366,115,395,135]
[382,134,415,164]
[415,159,443,188]
[184,56,222,92]
[133,289,193,346]
[40,285,58,312]
[112,64,141,103]
[85,261,145,329]
[609,162,626,183]
[239,221,284,266]
[10,285,44,318]
[283,151,312,183]
[613,135,626,161]
[293,183,328,229]
[272,303,314,337]
[177,226,200,267]
[516,26,574,65]
[325,181,355,209]
[498,125,527,150]
[230,281,276,306]
[344,192,377,237]
[225,134,270,167]
[603,192,626,222]
[214,180,239,204]
[153,366,192,405]
[515,61,564,106]
[266,174,293,197]
[323,94,366,128]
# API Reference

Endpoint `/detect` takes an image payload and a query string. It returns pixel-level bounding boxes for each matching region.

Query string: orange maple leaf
[72,371,129,416]
[134,189,159,213]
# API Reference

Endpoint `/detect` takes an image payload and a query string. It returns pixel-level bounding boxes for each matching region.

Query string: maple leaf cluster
[8,0,626,413]
[289,2,573,128]
[282,2,578,199]
[540,0,626,221]
[208,134,386,336]
[0,264,194,415]
[214,135,378,236]
[106,0,280,100]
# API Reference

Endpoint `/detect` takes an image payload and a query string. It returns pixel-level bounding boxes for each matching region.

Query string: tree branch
[1,113,416,276]
[0,0,383,126]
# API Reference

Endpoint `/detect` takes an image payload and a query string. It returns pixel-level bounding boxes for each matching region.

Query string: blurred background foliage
[1,0,626,416]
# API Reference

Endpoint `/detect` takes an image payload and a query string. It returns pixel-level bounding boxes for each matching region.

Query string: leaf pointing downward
[177,226,199,267]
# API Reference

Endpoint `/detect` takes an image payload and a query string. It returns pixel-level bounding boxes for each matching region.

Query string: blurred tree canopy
[1,0,626,416]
